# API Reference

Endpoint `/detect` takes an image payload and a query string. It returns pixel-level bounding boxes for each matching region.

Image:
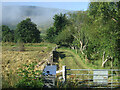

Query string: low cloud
[2,5,68,29]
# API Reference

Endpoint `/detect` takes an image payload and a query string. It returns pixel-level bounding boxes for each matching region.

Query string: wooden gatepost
[48,45,58,65]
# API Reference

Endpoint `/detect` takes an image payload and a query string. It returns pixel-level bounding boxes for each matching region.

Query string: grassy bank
[56,47,93,70]
[58,47,116,69]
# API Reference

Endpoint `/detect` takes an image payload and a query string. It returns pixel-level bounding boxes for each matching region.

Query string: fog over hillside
[2,6,69,30]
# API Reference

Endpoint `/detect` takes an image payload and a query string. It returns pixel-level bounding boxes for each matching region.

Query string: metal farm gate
[56,66,120,88]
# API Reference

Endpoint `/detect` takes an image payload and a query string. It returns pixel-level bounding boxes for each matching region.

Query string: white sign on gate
[93,70,108,85]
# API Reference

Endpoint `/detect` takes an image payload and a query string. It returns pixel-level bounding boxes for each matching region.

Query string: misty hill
[2,6,69,33]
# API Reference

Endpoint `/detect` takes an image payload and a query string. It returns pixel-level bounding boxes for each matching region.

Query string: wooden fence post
[62,66,66,82]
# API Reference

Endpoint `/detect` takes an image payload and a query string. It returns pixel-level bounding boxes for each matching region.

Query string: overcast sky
[1,0,91,2]
[1,0,118,11]
[1,0,118,2]
[2,2,89,11]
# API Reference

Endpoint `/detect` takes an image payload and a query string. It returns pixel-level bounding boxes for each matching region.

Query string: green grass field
[56,47,93,70]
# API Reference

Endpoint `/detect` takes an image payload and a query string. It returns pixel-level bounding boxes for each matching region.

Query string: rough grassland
[2,42,56,88]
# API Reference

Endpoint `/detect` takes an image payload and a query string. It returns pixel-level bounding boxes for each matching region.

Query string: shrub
[15,63,44,88]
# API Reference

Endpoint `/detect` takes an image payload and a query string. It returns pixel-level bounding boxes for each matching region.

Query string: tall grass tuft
[16,41,25,51]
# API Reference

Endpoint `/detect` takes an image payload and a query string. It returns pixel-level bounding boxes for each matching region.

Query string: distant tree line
[46,2,120,68]
[1,18,41,43]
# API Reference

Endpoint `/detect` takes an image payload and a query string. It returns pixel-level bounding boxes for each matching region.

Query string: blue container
[43,65,57,76]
